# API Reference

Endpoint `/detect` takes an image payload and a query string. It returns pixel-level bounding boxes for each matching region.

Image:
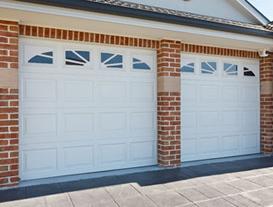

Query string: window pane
[133,58,151,70]
[181,63,194,73]
[244,67,255,77]
[65,50,90,66]
[201,61,217,74]
[28,51,53,64]
[101,53,123,69]
[224,63,238,76]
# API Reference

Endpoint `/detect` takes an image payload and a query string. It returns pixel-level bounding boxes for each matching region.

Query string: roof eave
[15,0,273,39]
[236,0,270,25]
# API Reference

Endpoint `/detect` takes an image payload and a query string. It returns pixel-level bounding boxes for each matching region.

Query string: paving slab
[224,194,261,207]
[227,179,262,191]
[233,170,266,179]
[242,188,273,206]
[45,193,73,207]
[0,197,46,207]
[177,187,208,202]
[247,175,273,187]
[209,182,242,195]
[106,184,141,200]
[164,179,204,190]
[147,190,190,207]
[115,195,156,207]
[132,183,168,195]
[196,198,236,207]
[69,188,114,207]
[194,185,223,199]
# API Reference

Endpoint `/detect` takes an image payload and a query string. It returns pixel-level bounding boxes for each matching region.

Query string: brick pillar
[260,54,273,154]
[157,39,181,167]
[0,20,19,187]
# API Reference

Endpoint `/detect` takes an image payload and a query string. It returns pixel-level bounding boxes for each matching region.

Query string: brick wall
[260,54,273,154]
[181,43,258,58]
[157,40,181,167]
[0,20,19,187]
[19,25,159,49]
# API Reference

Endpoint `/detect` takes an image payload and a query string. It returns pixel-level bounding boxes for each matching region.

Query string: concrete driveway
[1,157,273,207]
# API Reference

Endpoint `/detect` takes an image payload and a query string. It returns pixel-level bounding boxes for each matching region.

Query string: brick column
[260,54,273,154]
[0,20,19,187]
[157,39,181,167]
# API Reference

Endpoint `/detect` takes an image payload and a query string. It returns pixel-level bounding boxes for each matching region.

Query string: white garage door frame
[181,53,260,162]
[19,38,157,180]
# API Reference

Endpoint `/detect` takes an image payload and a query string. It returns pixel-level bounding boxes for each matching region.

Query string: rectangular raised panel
[24,79,56,100]
[97,81,127,103]
[221,86,238,104]
[241,86,258,103]
[181,54,260,162]
[130,141,155,161]
[130,82,154,103]
[100,143,127,164]
[182,139,197,156]
[199,85,219,103]
[198,137,219,154]
[199,112,219,128]
[23,114,57,136]
[131,112,154,130]
[242,134,259,151]
[242,111,258,130]
[64,113,94,134]
[182,112,196,128]
[182,83,196,104]
[222,135,239,152]
[221,111,240,128]
[99,112,127,132]
[23,148,57,171]
[64,81,93,101]
[64,146,94,168]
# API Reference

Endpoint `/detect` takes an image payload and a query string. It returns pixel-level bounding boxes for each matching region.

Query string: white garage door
[181,54,260,162]
[19,39,157,180]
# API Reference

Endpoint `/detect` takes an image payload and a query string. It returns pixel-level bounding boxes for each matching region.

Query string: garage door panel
[22,78,57,102]
[130,141,156,162]
[181,139,197,156]
[130,112,156,137]
[99,143,127,165]
[129,82,155,103]
[222,135,240,153]
[22,148,57,172]
[242,110,259,131]
[198,112,220,134]
[98,112,128,138]
[242,133,259,152]
[221,86,239,105]
[221,111,241,131]
[181,83,197,106]
[242,90,259,108]
[198,136,219,154]
[181,54,260,162]
[182,112,197,129]
[63,145,94,168]
[63,113,94,135]
[199,84,219,104]
[63,80,94,101]
[96,81,128,104]
[20,39,156,180]
[22,113,57,138]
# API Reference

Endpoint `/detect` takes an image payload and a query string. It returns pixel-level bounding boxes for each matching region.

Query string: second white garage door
[20,39,157,180]
[181,54,260,162]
